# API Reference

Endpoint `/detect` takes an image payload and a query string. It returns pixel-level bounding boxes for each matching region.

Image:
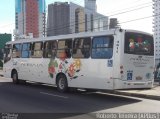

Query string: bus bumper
[114,81,153,89]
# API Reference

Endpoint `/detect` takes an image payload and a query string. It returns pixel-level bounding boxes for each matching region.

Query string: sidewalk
[112,83,160,100]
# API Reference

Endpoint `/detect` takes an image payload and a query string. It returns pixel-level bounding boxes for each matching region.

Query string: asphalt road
[0,77,160,119]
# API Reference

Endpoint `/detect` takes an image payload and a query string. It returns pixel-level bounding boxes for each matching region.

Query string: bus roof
[6,28,153,44]
[125,29,153,36]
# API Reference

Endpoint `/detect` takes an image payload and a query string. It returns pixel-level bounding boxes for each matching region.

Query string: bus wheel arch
[56,73,68,93]
[11,69,19,84]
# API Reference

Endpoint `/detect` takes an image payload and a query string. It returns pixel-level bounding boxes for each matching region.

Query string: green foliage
[0,34,11,49]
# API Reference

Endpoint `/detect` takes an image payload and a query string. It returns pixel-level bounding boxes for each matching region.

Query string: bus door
[20,43,32,80]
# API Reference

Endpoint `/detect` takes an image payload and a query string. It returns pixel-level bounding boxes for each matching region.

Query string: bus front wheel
[56,74,68,93]
[12,71,19,84]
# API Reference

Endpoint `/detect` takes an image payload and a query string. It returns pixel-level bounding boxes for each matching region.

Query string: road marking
[40,92,68,99]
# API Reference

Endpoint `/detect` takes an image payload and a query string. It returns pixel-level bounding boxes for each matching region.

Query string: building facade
[109,18,119,29]
[70,2,108,34]
[85,0,97,13]
[47,2,70,36]
[75,8,85,33]
[15,0,46,38]
[47,1,108,36]
[153,0,160,67]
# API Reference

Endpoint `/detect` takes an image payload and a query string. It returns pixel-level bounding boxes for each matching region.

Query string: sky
[0,0,153,35]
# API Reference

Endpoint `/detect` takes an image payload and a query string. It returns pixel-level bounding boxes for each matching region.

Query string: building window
[75,9,79,33]
[85,14,88,32]
[91,14,94,31]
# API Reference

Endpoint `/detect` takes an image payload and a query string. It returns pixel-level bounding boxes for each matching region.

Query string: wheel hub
[59,78,65,89]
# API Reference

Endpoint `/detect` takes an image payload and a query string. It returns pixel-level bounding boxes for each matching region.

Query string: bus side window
[4,44,12,63]
[82,38,91,58]
[73,39,84,58]
[12,44,21,58]
[31,42,43,58]
[57,39,72,59]
[22,43,31,58]
[44,41,57,58]
[73,37,91,58]
[92,36,114,59]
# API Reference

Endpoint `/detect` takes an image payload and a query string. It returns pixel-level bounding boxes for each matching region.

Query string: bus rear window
[124,32,154,56]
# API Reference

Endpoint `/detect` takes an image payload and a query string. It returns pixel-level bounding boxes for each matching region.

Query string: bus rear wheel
[56,74,68,93]
[12,71,19,84]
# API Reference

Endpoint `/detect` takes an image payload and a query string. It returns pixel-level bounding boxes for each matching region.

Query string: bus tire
[56,74,68,93]
[12,70,19,84]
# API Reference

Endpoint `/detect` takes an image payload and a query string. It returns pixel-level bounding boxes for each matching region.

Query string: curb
[111,90,160,101]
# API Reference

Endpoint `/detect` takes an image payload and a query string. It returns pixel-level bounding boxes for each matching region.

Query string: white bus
[3,29,154,92]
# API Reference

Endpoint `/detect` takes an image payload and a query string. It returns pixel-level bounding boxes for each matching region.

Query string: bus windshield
[124,32,154,56]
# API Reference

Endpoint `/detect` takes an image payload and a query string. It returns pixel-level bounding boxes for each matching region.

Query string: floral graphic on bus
[74,59,81,69]
[48,58,82,79]
[68,59,82,79]
[128,36,152,53]
[48,60,58,78]
[68,64,75,77]
[129,39,135,51]
[58,61,67,73]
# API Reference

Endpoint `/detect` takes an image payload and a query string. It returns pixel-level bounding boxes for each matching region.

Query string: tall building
[85,0,97,13]
[109,18,119,29]
[47,1,108,36]
[75,8,85,33]
[70,2,108,33]
[15,0,46,38]
[47,2,70,36]
[153,0,160,67]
